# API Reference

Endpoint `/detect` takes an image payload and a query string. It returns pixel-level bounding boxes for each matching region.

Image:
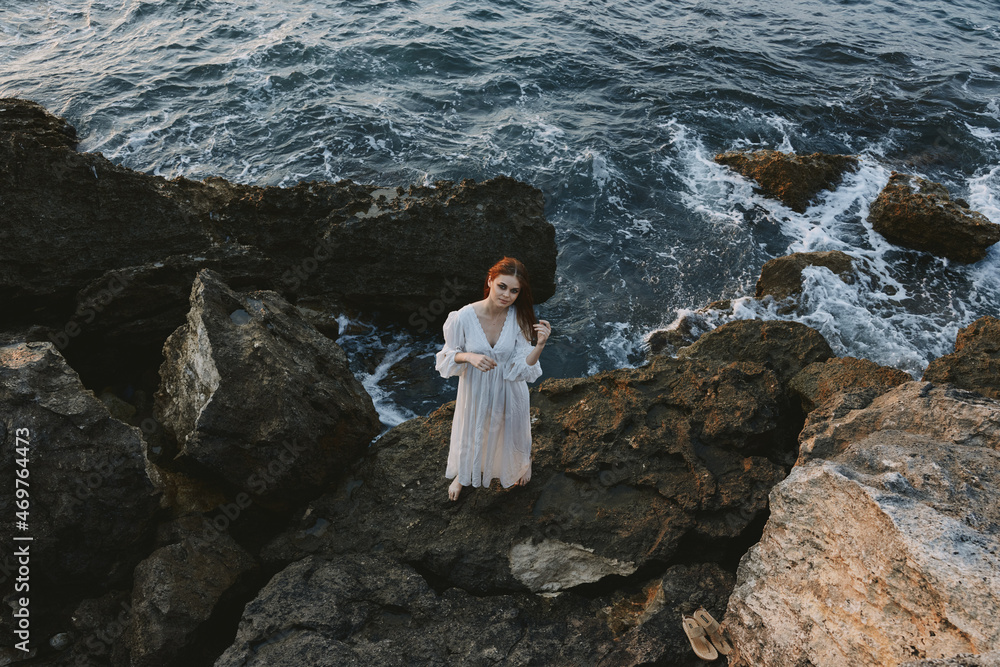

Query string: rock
[214,553,611,667]
[0,98,78,149]
[867,172,1000,263]
[259,322,820,596]
[755,250,856,300]
[215,553,729,667]
[0,105,557,338]
[726,426,1000,666]
[789,356,911,413]
[676,319,833,383]
[714,150,859,213]
[597,563,735,666]
[153,269,380,508]
[901,652,1000,667]
[797,381,1000,464]
[115,528,257,667]
[0,340,160,636]
[923,316,1000,400]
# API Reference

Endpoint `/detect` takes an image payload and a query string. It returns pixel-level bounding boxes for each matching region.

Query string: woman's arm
[525,320,552,366]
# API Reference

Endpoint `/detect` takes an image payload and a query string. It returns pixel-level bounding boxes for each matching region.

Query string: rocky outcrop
[755,250,856,300]
[868,172,1000,263]
[115,527,257,667]
[154,269,380,508]
[215,553,734,667]
[901,652,1000,667]
[923,316,1000,400]
[797,381,1000,464]
[676,318,832,383]
[260,320,827,599]
[0,339,160,641]
[0,98,78,149]
[215,553,605,667]
[725,381,1000,666]
[0,99,557,360]
[789,356,911,413]
[714,150,859,213]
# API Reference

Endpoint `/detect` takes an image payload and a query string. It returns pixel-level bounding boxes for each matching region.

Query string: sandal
[682,614,719,661]
[693,607,733,656]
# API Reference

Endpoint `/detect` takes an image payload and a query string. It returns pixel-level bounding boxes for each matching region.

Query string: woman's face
[488,274,521,308]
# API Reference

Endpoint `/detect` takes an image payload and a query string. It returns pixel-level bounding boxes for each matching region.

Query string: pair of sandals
[681,607,733,661]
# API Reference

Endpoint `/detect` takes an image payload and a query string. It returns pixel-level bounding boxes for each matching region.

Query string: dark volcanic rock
[115,530,257,667]
[0,106,556,338]
[755,251,856,300]
[867,172,1000,263]
[153,269,380,508]
[260,320,824,598]
[923,316,1000,400]
[0,98,78,149]
[714,150,859,213]
[0,340,160,631]
[215,553,731,667]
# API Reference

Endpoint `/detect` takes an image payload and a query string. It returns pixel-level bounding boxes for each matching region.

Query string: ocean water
[2,0,998,426]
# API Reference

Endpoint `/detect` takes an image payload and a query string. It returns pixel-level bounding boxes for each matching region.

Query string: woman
[435,257,552,501]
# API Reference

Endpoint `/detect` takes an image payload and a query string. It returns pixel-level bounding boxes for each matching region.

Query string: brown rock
[260,342,812,596]
[867,172,1000,263]
[714,150,859,213]
[797,381,1000,464]
[900,652,1000,667]
[923,316,1000,399]
[790,356,912,413]
[677,318,833,383]
[726,412,1000,666]
[755,250,856,300]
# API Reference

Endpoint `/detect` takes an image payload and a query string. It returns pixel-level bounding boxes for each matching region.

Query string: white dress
[435,303,542,488]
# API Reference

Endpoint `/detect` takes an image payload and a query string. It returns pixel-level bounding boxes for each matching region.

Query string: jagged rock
[597,563,735,666]
[789,356,911,413]
[0,340,160,639]
[0,103,556,339]
[714,150,859,213]
[755,250,856,300]
[901,652,1000,667]
[260,320,826,597]
[215,553,729,667]
[153,269,380,508]
[676,319,833,383]
[797,381,1000,464]
[114,528,257,667]
[726,421,1000,666]
[0,98,78,149]
[867,172,1000,263]
[923,316,1000,400]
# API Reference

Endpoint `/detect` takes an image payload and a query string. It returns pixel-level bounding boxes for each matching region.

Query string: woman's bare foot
[515,474,529,487]
[448,478,463,501]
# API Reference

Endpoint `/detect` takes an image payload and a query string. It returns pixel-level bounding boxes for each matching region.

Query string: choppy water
[2,0,998,426]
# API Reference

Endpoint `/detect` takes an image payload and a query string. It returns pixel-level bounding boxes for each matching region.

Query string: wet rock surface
[923,316,1000,400]
[867,172,1000,263]
[755,250,856,300]
[714,150,859,213]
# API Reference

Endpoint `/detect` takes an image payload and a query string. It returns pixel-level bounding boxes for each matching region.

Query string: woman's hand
[467,353,497,372]
[534,320,552,346]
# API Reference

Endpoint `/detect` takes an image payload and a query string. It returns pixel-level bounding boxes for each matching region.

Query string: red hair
[484,257,538,344]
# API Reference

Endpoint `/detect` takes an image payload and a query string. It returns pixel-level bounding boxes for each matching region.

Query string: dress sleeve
[435,310,467,378]
[502,327,542,383]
